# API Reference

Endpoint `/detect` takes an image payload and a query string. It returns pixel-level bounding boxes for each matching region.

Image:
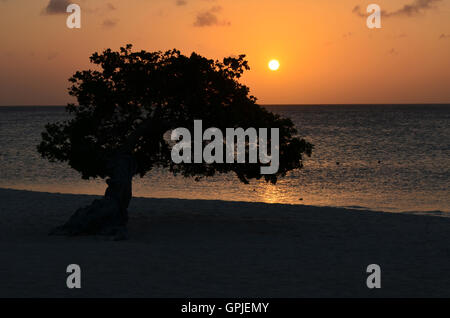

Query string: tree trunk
[49,154,137,240]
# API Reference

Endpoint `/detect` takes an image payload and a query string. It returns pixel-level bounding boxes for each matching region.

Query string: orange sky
[0,0,449,105]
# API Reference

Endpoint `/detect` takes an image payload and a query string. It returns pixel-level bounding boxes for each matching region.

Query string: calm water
[0,105,449,214]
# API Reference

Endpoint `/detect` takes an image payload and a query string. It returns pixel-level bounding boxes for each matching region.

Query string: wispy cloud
[352,5,365,18]
[353,0,442,18]
[439,33,450,39]
[342,32,353,38]
[43,1,116,15]
[176,0,187,6]
[395,33,408,38]
[106,3,116,11]
[47,51,59,60]
[43,0,70,15]
[388,48,399,56]
[102,18,119,28]
[194,5,230,27]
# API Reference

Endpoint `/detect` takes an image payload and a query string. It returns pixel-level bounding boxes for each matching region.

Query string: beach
[1,187,449,298]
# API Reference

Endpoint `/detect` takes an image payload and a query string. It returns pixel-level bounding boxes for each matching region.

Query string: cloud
[194,11,218,27]
[342,32,353,38]
[194,5,230,27]
[353,0,442,18]
[385,0,442,17]
[352,5,365,17]
[439,33,450,39]
[43,0,71,15]
[47,52,59,60]
[395,33,408,38]
[388,48,399,55]
[102,18,119,28]
[106,3,116,11]
[43,1,116,15]
[176,0,187,6]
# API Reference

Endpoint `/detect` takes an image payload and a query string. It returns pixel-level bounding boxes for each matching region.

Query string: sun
[268,59,280,71]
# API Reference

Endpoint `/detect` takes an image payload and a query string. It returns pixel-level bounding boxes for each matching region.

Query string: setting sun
[268,59,280,71]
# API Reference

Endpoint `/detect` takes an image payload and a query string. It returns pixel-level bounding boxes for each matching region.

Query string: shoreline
[0,186,447,217]
[1,187,450,297]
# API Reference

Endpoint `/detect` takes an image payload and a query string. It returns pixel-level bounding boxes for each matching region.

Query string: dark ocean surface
[0,105,448,214]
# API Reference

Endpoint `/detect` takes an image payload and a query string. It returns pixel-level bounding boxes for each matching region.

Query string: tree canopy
[38,44,312,184]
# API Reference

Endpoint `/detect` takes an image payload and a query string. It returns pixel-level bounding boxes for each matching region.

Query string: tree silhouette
[38,45,312,239]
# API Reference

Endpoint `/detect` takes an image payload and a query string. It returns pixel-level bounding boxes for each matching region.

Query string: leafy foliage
[38,45,312,183]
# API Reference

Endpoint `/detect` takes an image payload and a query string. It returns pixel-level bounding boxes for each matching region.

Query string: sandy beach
[0,187,449,298]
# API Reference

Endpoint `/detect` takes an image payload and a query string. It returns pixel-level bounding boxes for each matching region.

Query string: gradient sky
[0,0,449,105]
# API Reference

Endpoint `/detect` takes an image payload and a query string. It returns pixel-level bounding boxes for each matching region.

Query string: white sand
[0,187,449,297]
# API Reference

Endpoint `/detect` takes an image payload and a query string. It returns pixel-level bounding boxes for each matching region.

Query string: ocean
[0,105,448,214]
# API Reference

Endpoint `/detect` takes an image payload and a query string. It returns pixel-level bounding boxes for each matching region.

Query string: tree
[38,44,313,239]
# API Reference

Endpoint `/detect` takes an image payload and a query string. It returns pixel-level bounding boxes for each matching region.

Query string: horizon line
[0,103,449,107]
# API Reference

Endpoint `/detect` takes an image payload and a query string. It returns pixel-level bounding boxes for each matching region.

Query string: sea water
[0,105,448,214]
